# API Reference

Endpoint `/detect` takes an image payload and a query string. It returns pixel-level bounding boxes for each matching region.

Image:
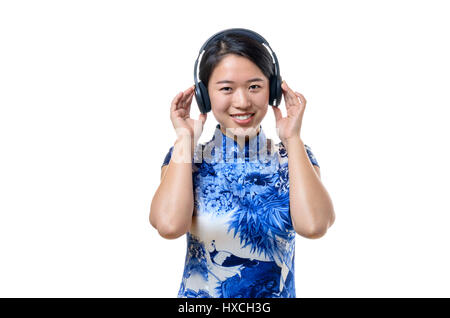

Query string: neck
[219,125,261,149]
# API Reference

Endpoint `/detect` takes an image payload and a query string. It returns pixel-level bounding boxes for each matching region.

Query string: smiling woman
[150,28,335,299]
[195,31,277,144]
[208,54,270,138]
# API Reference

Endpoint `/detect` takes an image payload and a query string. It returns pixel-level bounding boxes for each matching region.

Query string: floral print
[161,124,319,298]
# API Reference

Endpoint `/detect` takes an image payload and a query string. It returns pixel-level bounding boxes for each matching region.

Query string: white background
[1,0,449,297]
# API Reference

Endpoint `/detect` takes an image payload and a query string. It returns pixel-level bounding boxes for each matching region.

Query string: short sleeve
[304,144,320,168]
[161,146,174,168]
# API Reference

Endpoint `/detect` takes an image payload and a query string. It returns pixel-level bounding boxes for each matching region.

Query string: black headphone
[193,28,282,114]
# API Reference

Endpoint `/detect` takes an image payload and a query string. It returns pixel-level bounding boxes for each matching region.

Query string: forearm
[286,136,335,238]
[150,135,194,239]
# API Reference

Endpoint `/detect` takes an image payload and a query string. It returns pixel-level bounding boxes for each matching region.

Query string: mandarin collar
[208,123,270,162]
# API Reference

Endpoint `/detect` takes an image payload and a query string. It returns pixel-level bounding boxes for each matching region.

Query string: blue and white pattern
[161,124,319,298]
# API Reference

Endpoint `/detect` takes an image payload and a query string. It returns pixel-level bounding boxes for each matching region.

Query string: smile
[230,113,255,124]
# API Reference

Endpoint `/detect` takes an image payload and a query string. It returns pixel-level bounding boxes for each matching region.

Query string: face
[207,54,269,142]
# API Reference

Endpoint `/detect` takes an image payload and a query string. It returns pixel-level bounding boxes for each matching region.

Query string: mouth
[230,113,255,124]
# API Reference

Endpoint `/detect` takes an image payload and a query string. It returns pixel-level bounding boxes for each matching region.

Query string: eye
[250,85,261,90]
[220,87,232,92]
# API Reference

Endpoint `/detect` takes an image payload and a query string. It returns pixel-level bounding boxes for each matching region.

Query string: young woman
[150,29,335,298]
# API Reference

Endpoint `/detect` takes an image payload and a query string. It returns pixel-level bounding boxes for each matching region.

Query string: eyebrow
[215,78,264,84]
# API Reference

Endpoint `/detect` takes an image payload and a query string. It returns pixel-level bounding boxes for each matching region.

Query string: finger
[171,108,185,121]
[282,81,297,106]
[181,89,195,112]
[183,85,195,99]
[181,87,195,106]
[173,107,186,117]
[184,91,195,113]
[187,89,195,104]
[171,86,194,113]
[179,92,189,109]
[294,92,306,105]
[272,105,283,122]
[283,89,295,108]
[171,91,184,112]
[198,112,207,125]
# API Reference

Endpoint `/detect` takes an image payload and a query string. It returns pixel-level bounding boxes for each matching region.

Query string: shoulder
[161,146,174,168]
[303,143,320,168]
[274,140,288,164]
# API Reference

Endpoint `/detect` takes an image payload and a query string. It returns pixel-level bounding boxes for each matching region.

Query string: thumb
[199,112,207,125]
[272,105,282,122]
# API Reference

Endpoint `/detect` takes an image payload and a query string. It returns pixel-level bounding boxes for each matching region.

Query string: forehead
[210,54,266,83]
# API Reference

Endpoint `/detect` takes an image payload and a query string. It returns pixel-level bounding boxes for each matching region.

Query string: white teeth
[232,114,253,120]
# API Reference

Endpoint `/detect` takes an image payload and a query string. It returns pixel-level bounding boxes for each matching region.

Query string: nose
[232,88,251,108]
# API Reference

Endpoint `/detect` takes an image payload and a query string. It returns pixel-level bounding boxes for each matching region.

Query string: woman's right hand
[170,85,207,141]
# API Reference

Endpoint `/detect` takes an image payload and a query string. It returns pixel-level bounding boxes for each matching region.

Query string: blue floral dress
[161,124,319,298]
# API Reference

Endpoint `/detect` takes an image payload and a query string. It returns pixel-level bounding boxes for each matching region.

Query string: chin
[227,120,261,135]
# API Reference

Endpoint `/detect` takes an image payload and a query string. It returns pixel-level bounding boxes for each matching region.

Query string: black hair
[199,32,274,89]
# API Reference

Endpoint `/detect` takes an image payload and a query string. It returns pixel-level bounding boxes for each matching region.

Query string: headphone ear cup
[269,75,282,107]
[275,75,282,106]
[195,81,211,114]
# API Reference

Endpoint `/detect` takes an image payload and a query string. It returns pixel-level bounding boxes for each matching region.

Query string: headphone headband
[198,28,270,53]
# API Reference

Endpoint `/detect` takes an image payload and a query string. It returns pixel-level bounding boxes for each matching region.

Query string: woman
[150,29,335,298]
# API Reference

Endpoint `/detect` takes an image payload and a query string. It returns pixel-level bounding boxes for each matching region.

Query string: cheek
[211,101,227,114]
[261,88,270,104]
[256,90,270,110]
[210,105,227,121]
[257,106,268,118]
[210,94,228,113]
[209,89,269,113]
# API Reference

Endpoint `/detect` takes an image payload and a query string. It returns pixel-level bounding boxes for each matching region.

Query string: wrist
[173,135,194,163]
[283,136,303,152]
[175,132,193,142]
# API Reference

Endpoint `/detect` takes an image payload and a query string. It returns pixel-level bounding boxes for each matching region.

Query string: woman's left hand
[272,80,306,145]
